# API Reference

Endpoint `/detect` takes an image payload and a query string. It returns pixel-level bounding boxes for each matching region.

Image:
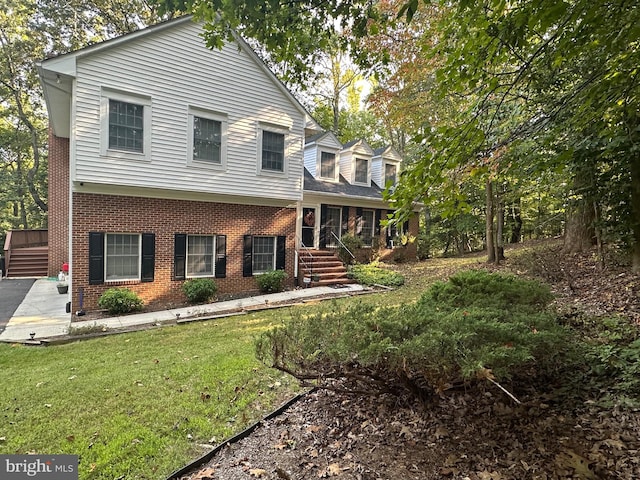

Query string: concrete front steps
[298,249,355,286]
[6,246,48,277]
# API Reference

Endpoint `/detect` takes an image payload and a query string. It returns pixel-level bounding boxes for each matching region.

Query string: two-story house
[38,16,419,313]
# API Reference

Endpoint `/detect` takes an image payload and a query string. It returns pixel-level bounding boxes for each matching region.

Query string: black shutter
[215,235,227,278]
[243,235,253,277]
[141,233,155,282]
[88,232,104,285]
[319,204,328,249]
[341,206,350,235]
[403,220,410,235]
[174,234,187,280]
[276,236,286,270]
[375,209,382,236]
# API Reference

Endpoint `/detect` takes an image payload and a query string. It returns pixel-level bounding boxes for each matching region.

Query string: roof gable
[38,16,320,137]
[342,138,375,156]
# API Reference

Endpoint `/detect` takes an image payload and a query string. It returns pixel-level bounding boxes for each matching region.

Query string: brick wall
[47,130,69,277]
[71,193,297,313]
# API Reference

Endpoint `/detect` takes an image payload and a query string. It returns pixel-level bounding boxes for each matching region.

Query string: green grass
[0,256,484,479]
[0,313,297,479]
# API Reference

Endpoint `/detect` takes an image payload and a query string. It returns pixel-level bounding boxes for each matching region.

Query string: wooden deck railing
[3,229,48,276]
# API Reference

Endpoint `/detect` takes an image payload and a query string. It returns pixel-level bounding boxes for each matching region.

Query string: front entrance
[301,207,316,248]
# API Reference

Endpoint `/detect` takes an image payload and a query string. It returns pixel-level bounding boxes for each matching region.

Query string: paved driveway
[0,278,35,334]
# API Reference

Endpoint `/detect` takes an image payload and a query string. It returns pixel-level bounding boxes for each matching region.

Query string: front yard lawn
[0,313,297,479]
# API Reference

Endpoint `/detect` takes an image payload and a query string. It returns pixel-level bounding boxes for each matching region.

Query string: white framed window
[258,123,288,175]
[358,210,375,246]
[105,233,141,281]
[100,88,151,161]
[326,207,342,247]
[187,235,215,277]
[384,163,397,187]
[187,108,228,168]
[320,151,337,180]
[354,157,369,184]
[252,236,276,273]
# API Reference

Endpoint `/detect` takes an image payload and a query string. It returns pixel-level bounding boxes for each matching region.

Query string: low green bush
[348,263,405,286]
[182,278,217,303]
[256,271,569,398]
[337,234,363,265]
[255,269,288,293]
[97,288,143,315]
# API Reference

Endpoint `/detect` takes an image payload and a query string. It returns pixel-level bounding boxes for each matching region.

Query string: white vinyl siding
[187,235,215,277]
[73,21,304,202]
[304,146,317,176]
[105,233,140,281]
[252,236,276,273]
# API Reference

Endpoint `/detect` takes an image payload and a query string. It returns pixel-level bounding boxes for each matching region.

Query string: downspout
[67,77,77,315]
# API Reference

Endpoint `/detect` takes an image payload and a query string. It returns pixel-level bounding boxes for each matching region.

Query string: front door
[301,207,316,248]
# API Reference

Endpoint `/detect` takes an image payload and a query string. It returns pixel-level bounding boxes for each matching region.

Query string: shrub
[255,269,288,293]
[256,271,569,398]
[182,278,217,304]
[97,288,143,315]
[348,263,405,287]
[337,234,363,265]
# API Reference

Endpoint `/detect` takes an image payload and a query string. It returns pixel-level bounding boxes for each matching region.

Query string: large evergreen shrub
[256,270,569,397]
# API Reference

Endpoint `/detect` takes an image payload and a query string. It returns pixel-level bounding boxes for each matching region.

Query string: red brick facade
[47,131,69,277]
[70,193,297,312]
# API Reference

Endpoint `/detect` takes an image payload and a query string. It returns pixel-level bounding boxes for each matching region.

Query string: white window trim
[186,234,216,278]
[252,235,277,274]
[257,122,289,176]
[359,209,375,247]
[187,107,228,170]
[104,233,141,282]
[384,161,398,187]
[353,157,371,186]
[100,88,152,161]
[318,149,339,182]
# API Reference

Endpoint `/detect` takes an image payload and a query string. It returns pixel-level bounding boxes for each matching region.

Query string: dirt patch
[179,386,640,479]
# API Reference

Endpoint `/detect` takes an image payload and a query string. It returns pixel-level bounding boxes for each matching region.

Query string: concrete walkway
[0,279,365,343]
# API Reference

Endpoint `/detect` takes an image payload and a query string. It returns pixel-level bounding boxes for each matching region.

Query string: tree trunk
[486,178,496,263]
[627,110,640,272]
[510,199,522,243]
[564,152,597,254]
[495,188,505,262]
[423,207,431,259]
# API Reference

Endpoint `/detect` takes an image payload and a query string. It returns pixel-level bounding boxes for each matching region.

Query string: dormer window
[384,163,397,186]
[354,157,368,184]
[320,151,336,179]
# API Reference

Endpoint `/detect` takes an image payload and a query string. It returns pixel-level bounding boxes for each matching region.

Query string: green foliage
[347,263,404,286]
[97,288,144,315]
[337,233,363,265]
[257,271,568,397]
[565,314,640,406]
[426,270,553,313]
[255,269,288,293]
[182,278,217,303]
